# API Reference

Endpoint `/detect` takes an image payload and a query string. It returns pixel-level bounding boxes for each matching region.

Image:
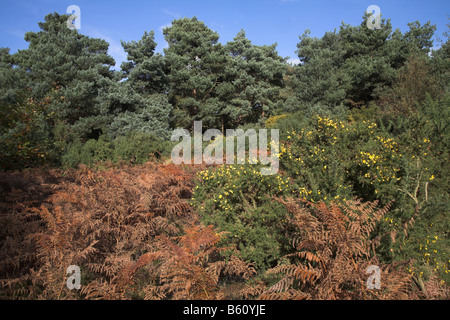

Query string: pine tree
[108,93,173,140]
[224,30,287,127]
[113,30,172,140]
[0,47,27,106]
[291,12,437,111]
[120,30,169,94]
[294,28,348,109]
[12,12,116,139]
[163,17,228,130]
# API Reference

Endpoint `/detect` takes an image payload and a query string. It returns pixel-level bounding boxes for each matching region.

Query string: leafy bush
[113,132,174,164]
[61,132,175,168]
[61,135,114,167]
[265,114,289,128]
[269,110,449,286]
[191,164,296,270]
[0,92,57,170]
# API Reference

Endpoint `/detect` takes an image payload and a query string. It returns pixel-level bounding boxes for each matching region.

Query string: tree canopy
[0,10,447,168]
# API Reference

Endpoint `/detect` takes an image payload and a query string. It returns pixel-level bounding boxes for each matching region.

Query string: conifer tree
[120,30,169,94]
[224,30,287,126]
[163,17,228,130]
[0,48,26,106]
[12,12,116,139]
[292,12,437,111]
[114,30,172,139]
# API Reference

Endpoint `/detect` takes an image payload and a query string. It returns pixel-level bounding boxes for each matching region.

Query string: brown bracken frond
[258,198,416,300]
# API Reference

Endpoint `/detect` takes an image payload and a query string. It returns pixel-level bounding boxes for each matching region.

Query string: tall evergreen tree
[112,30,172,140]
[120,30,169,94]
[291,12,437,111]
[0,47,27,106]
[12,12,116,139]
[430,21,450,92]
[224,30,287,126]
[164,19,287,131]
[294,28,348,109]
[163,17,228,130]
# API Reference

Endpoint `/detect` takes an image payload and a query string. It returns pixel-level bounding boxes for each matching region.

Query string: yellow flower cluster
[419,235,449,276]
[265,114,289,128]
[359,151,380,166]
[356,150,401,183]
[384,217,399,227]
[195,163,295,211]
[367,122,377,129]
[375,136,399,151]
[353,135,402,184]
[317,116,345,130]
[298,187,312,197]
[406,267,424,278]
[274,174,291,192]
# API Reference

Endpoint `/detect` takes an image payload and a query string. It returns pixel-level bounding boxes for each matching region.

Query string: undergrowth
[0,162,447,300]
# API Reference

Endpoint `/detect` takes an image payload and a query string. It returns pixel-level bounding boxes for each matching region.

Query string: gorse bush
[276,114,403,205]
[189,101,449,287]
[376,94,450,285]
[192,164,295,270]
[269,101,449,288]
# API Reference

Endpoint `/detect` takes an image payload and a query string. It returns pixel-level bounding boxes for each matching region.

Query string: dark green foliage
[61,132,174,168]
[270,92,449,285]
[113,132,174,163]
[290,13,438,113]
[223,30,287,127]
[294,29,348,109]
[108,93,173,140]
[163,19,287,131]
[120,30,169,94]
[0,48,27,106]
[61,135,114,168]
[12,13,116,139]
[376,93,450,281]
[163,17,228,130]
[0,89,63,170]
[191,164,295,270]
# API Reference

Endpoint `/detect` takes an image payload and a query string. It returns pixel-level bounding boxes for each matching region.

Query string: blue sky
[1,0,449,69]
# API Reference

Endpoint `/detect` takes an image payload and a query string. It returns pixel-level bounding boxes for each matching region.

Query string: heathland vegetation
[0,11,448,299]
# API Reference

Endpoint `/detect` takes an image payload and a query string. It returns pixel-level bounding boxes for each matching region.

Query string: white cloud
[6,29,26,39]
[159,23,172,51]
[162,9,181,19]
